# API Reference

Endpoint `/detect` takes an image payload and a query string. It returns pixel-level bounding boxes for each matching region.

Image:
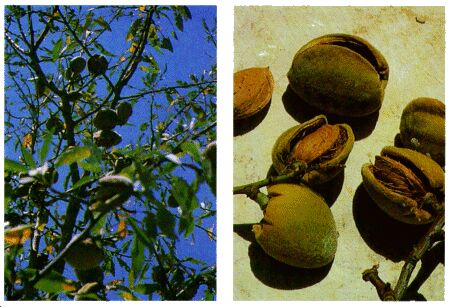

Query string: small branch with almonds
[233,163,343,210]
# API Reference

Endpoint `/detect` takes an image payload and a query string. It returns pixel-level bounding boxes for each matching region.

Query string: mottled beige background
[233,6,444,300]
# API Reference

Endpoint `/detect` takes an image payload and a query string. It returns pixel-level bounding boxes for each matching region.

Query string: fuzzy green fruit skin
[116,102,133,125]
[288,34,388,117]
[69,56,86,74]
[75,266,104,285]
[88,54,108,76]
[89,175,133,212]
[65,67,80,81]
[65,238,103,270]
[46,116,64,134]
[93,109,118,130]
[399,97,445,165]
[93,130,122,148]
[252,183,337,268]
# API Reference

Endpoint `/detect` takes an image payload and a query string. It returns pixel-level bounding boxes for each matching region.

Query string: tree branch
[35,6,59,48]
[109,6,156,108]
[120,80,216,101]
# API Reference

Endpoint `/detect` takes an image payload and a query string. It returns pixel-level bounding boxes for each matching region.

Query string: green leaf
[5,159,28,173]
[20,146,36,169]
[178,214,195,238]
[4,183,13,209]
[90,214,107,236]
[93,41,115,57]
[182,6,192,19]
[181,141,201,163]
[34,270,77,293]
[156,207,177,240]
[78,161,102,173]
[134,283,159,296]
[175,13,183,32]
[134,161,156,200]
[144,212,157,241]
[161,37,173,52]
[167,194,179,208]
[119,290,140,301]
[130,234,145,286]
[67,176,94,192]
[171,177,191,210]
[55,146,92,168]
[181,257,207,266]
[139,65,151,73]
[204,290,214,300]
[39,132,53,165]
[127,216,153,248]
[75,293,101,300]
[51,38,64,61]
[127,18,142,41]
[94,17,111,31]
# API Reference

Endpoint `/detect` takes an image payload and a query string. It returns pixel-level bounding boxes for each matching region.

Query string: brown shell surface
[252,183,337,269]
[234,67,274,120]
[399,97,445,165]
[272,115,355,185]
[361,146,444,224]
[287,33,389,117]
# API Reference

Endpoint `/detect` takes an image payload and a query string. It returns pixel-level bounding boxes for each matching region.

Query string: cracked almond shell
[399,97,445,165]
[234,67,274,120]
[252,183,337,268]
[361,146,444,224]
[272,115,354,185]
[287,34,389,117]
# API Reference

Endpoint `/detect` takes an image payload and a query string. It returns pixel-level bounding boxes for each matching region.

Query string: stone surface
[233,6,444,301]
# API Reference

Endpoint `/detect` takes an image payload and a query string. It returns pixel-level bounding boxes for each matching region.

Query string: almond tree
[4,5,216,300]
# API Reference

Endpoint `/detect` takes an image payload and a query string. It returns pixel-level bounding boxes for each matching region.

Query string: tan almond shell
[287,33,389,117]
[252,183,337,268]
[272,115,355,185]
[361,146,444,225]
[234,67,274,120]
[399,97,445,165]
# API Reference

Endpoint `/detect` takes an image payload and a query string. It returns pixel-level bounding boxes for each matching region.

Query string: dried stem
[363,212,444,301]
[362,265,395,300]
[403,240,443,299]
[393,212,444,300]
